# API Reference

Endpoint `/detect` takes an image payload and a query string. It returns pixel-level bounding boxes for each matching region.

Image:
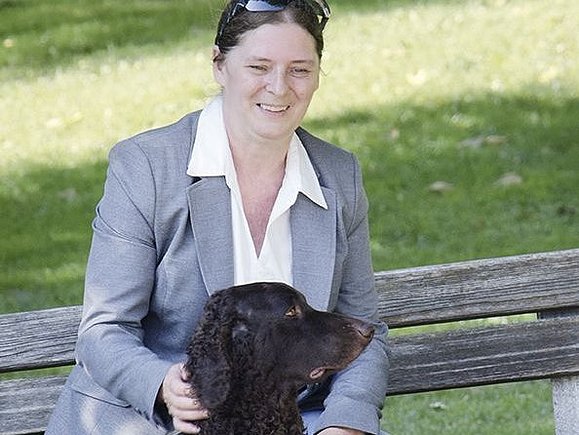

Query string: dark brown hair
[214,1,325,63]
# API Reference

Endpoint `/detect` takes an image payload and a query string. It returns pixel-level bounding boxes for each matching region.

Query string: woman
[46,1,389,434]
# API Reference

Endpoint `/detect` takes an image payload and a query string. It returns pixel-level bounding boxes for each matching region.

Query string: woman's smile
[258,103,291,113]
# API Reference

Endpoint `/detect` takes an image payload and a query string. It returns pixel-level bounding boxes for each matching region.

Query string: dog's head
[185,282,374,409]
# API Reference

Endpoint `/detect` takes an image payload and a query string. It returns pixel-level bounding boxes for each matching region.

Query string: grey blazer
[46,111,389,435]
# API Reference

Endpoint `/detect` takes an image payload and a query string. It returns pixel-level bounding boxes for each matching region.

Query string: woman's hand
[160,363,209,434]
[318,428,365,435]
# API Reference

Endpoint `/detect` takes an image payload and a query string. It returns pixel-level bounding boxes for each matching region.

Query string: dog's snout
[357,324,375,339]
[349,320,374,340]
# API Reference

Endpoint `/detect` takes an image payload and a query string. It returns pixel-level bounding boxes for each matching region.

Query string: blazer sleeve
[75,139,173,422]
[314,154,389,435]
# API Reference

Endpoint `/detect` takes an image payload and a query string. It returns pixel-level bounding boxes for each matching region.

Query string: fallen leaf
[495,172,523,187]
[406,69,428,86]
[45,117,63,129]
[485,135,507,145]
[388,128,400,141]
[460,135,507,149]
[460,136,485,149]
[57,188,78,203]
[429,401,448,411]
[428,181,454,193]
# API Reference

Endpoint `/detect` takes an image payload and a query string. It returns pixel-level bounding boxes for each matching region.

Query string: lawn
[1,0,578,433]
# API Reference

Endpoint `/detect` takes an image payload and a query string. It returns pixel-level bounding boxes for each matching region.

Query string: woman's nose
[266,70,289,95]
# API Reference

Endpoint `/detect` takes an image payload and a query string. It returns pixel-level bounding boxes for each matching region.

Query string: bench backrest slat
[388,316,579,394]
[0,306,81,372]
[377,249,579,327]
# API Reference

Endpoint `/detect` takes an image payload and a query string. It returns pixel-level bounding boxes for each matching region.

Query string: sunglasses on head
[216,0,331,45]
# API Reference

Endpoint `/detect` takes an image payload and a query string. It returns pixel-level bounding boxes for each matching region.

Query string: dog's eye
[285,306,300,318]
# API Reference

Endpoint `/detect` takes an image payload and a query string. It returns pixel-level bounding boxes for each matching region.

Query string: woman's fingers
[162,363,209,434]
[172,419,201,434]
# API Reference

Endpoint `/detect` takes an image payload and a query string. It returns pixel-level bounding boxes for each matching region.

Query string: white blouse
[187,97,327,286]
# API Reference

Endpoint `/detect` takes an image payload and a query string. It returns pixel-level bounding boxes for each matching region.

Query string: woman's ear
[212,45,225,86]
[212,45,221,63]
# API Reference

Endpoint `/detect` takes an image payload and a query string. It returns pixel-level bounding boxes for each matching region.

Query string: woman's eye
[248,65,267,72]
[291,68,311,77]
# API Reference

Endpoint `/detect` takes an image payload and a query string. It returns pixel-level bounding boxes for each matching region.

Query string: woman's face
[214,22,320,145]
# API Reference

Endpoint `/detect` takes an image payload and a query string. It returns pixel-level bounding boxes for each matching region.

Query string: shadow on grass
[1,0,485,75]
[0,0,219,73]
[1,91,578,313]
[0,161,107,312]
[305,91,579,270]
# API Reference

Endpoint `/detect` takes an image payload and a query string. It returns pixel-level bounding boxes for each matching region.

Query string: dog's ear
[185,290,236,409]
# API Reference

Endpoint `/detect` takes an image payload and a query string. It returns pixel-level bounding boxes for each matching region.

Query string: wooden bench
[1,248,578,434]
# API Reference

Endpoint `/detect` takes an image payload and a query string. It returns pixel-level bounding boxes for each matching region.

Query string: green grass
[0,0,218,75]
[307,94,579,269]
[1,0,578,433]
[383,381,555,435]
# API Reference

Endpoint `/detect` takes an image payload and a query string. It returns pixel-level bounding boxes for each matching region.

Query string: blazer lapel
[186,174,337,308]
[186,177,234,295]
[291,187,337,311]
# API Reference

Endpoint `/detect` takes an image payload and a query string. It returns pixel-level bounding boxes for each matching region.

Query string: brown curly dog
[184,282,374,435]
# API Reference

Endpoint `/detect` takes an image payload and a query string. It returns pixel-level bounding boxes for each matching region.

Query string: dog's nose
[352,321,374,339]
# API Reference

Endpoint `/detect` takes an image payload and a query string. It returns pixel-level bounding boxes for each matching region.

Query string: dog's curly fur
[184,282,374,435]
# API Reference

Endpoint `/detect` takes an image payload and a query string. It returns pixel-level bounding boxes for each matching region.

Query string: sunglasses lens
[240,0,331,18]
[217,0,331,44]
[245,0,287,12]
